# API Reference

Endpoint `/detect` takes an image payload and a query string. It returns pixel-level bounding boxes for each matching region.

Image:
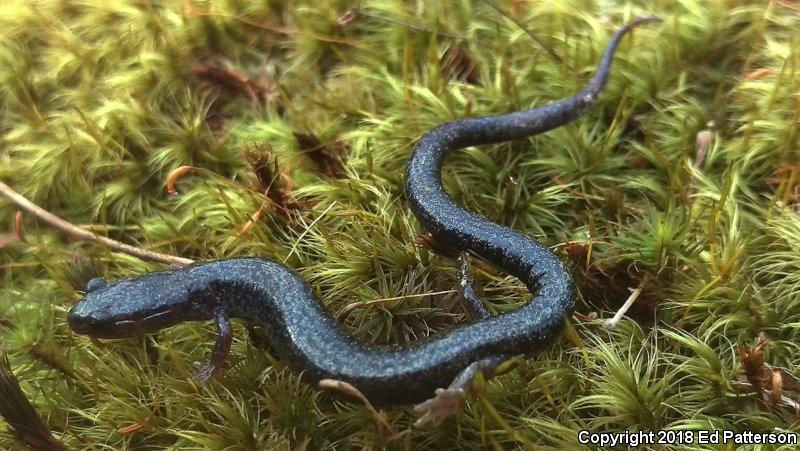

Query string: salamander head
[68,270,210,338]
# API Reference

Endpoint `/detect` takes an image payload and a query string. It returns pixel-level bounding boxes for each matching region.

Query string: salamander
[67,17,659,425]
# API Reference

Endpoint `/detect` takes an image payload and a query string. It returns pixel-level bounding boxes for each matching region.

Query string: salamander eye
[86,277,108,293]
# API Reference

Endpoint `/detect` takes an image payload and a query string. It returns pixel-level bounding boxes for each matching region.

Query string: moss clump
[1,0,799,449]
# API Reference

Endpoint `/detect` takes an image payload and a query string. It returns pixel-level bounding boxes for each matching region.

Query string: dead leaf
[440,47,480,85]
[191,61,278,104]
[739,340,800,414]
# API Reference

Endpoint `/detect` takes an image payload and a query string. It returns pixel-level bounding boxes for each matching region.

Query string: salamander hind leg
[412,255,511,426]
[414,354,510,427]
[457,253,491,320]
[193,308,233,383]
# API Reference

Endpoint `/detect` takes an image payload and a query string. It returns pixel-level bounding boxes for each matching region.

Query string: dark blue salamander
[68,18,659,423]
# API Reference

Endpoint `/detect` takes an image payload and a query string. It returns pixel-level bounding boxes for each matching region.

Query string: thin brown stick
[0,181,194,266]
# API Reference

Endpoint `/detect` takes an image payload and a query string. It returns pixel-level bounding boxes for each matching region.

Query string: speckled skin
[67,19,657,407]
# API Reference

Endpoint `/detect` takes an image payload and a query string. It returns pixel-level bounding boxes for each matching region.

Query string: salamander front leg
[458,253,491,319]
[193,308,233,383]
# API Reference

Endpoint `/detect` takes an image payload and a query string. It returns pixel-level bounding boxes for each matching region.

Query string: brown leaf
[440,47,480,85]
[236,201,269,237]
[191,61,278,104]
[740,340,771,391]
[739,340,800,413]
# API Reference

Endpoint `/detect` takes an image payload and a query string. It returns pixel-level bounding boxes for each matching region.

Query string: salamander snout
[67,270,201,339]
[68,310,103,333]
[67,276,115,335]
[67,302,114,336]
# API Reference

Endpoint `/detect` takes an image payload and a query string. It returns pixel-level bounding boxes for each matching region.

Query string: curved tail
[404,18,661,368]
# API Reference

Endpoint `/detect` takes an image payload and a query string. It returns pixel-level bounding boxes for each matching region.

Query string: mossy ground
[1,0,799,449]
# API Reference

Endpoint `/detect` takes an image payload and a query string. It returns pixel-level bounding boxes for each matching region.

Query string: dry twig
[604,277,648,330]
[0,181,193,266]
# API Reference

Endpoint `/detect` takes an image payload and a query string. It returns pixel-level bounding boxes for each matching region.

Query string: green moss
[1,0,799,449]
